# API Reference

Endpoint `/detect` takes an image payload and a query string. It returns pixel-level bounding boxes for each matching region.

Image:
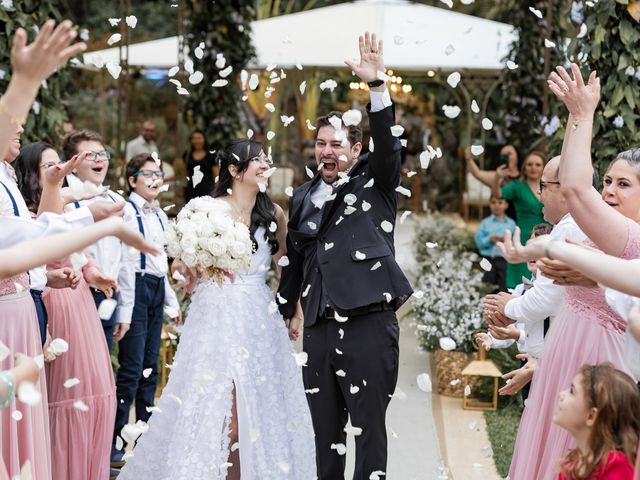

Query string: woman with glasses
[14,142,118,480]
[183,129,219,203]
[118,140,316,480]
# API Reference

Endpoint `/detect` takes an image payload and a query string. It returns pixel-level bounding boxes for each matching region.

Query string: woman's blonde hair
[520,150,547,181]
[558,363,640,479]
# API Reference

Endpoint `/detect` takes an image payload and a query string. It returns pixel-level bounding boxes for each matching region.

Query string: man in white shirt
[125,120,159,162]
[485,156,588,395]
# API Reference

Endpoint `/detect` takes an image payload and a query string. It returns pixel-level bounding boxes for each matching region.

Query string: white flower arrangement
[166,197,253,283]
[411,215,486,353]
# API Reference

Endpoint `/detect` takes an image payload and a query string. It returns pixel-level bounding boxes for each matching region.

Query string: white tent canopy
[83,0,516,72]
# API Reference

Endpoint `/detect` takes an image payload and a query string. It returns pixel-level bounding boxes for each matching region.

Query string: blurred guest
[126,120,158,161]
[184,129,219,202]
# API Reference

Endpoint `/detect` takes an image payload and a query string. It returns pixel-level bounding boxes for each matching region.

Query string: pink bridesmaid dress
[43,257,115,480]
[0,272,51,480]
[509,218,640,480]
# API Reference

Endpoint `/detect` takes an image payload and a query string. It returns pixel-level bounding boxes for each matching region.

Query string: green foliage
[0,1,73,147]
[557,1,640,171]
[490,0,573,154]
[183,1,256,151]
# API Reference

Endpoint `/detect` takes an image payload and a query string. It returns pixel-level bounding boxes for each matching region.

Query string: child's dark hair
[489,194,507,203]
[62,128,104,160]
[126,153,162,193]
[531,223,552,237]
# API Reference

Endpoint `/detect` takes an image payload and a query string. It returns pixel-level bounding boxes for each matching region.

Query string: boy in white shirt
[63,129,133,352]
[112,153,181,466]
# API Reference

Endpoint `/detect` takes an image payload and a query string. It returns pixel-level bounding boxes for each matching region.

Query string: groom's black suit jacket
[278,103,413,326]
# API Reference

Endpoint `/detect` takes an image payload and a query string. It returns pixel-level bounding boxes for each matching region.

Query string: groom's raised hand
[344,32,385,88]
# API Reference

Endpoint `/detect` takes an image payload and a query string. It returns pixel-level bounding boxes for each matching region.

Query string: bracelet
[543,238,558,259]
[0,98,26,128]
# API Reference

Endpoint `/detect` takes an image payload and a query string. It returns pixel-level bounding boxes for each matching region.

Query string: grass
[484,399,523,477]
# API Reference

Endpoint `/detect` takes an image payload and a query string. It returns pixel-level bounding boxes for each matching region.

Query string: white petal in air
[331,443,347,455]
[544,38,556,48]
[106,62,122,79]
[125,15,137,28]
[439,337,457,351]
[442,105,461,119]
[447,71,461,88]
[306,119,316,131]
[464,384,472,397]
[529,6,543,18]
[350,384,360,394]
[98,299,117,320]
[577,23,588,39]
[278,256,290,267]
[292,352,308,367]
[212,79,228,88]
[265,103,275,112]
[266,131,275,141]
[188,71,204,85]
[335,369,346,377]
[192,165,204,187]
[249,74,259,90]
[285,186,294,197]
[480,258,493,271]
[142,368,153,378]
[470,145,484,156]
[390,125,404,137]
[64,378,80,388]
[17,381,41,406]
[395,186,411,197]
[417,373,432,392]
[168,66,179,77]
[471,99,480,113]
[400,211,412,224]
[371,261,382,271]
[380,221,394,233]
[506,60,518,70]
[107,33,122,46]
[342,109,362,126]
[49,338,69,355]
[219,66,233,78]
[482,118,493,130]
[299,81,306,94]
[305,166,314,179]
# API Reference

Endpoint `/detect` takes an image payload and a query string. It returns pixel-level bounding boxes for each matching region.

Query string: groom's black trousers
[303,310,400,480]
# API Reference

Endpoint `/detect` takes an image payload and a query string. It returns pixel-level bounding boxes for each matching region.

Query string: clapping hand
[11,20,86,89]
[475,332,493,351]
[547,64,600,121]
[344,32,385,85]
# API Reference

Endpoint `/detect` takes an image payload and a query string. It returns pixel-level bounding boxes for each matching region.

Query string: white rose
[234,224,250,242]
[180,234,197,250]
[176,219,197,236]
[206,237,227,257]
[195,220,215,237]
[197,237,210,250]
[197,250,215,268]
[190,211,208,225]
[181,249,198,268]
[166,242,181,258]
[230,240,249,258]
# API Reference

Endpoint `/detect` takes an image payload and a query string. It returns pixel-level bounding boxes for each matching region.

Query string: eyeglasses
[539,180,561,191]
[132,169,165,179]
[84,151,111,162]
[40,162,59,169]
[250,156,273,166]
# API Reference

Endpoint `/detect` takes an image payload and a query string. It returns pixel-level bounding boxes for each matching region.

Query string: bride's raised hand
[547,63,600,120]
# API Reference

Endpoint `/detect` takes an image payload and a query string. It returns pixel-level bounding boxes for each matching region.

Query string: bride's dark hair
[213,139,279,254]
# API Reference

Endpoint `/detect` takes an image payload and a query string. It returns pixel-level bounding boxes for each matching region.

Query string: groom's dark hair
[315,111,363,147]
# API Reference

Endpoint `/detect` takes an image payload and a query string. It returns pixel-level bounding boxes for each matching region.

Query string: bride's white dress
[119,208,317,479]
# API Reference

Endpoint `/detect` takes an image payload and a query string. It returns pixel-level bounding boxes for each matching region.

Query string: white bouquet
[165,197,253,284]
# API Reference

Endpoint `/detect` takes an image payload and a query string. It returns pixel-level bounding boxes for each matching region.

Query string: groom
[278,32,412,480]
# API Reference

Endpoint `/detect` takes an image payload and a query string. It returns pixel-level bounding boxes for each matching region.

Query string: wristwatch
[367,79,385,88]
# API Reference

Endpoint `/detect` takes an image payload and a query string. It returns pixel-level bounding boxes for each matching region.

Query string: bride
[118,139,317,480]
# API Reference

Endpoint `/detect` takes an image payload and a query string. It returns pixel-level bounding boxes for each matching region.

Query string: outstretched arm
[0,20,86,164]
[465,148,498,187]
[0,216,157,280]
[549,64,629,256]
[345,32,402,192]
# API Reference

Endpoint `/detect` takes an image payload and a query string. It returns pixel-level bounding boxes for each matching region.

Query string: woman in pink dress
[507,65,640,479]
[15,142,117,480]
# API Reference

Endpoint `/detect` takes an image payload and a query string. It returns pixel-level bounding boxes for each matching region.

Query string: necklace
[227,200,252,227]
